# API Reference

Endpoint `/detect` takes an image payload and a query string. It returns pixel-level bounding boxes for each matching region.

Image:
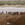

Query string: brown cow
[7,12,25,25]
[0,12,25,25]
[8,12,19,15]
[20,12,25,15]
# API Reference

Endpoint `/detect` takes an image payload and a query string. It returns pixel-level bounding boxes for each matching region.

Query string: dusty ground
[0,5,25,7]
[0,5,16,7]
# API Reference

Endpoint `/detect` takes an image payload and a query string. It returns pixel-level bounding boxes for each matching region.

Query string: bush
[0,1,25,5]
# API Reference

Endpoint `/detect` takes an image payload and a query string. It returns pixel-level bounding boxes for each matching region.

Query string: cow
[20,12,25,15]
[7,12,25,25]
[0,12,25,25]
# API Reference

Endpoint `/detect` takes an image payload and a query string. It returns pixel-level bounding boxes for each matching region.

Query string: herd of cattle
[0,12,25,25]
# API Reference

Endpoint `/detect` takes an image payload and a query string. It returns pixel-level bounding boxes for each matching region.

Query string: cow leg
[1,22,4,25]
[5,23,7,25]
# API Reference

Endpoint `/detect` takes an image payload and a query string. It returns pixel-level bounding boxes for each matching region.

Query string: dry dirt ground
[0,5,16,7]
[0,5,25,7]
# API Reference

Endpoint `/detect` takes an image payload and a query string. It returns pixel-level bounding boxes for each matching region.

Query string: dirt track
[0,5,25,7]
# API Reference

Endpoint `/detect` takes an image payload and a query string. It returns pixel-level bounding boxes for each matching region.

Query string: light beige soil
[0,5,25,7]
[0,5,16,7]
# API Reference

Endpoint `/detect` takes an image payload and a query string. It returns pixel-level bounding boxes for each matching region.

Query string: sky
[0,7,25,13]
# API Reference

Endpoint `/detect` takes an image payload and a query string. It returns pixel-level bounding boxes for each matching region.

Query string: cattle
[7,12,25,25]
[0,12,25,25]
[8,12,19,15]
[20,12,25,15]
